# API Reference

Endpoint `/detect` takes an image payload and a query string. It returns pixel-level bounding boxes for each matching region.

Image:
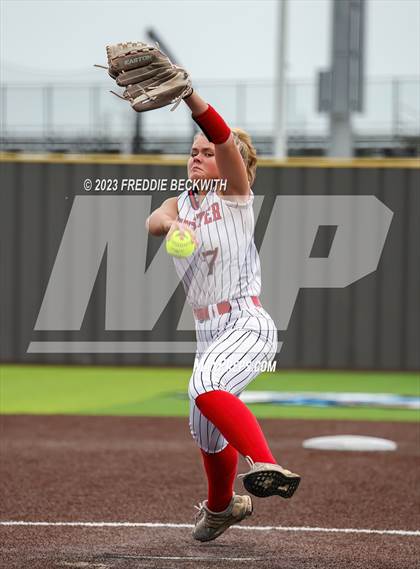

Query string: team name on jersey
[178,202,222,230]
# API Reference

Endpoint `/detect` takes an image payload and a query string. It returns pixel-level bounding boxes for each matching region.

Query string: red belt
[193,296,261,321]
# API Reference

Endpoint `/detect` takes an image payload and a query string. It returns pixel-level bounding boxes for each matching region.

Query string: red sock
[201,444,238,512]
[196,391,276,464]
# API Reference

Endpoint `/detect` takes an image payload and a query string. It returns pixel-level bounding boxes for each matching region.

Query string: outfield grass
[0,365,419,422]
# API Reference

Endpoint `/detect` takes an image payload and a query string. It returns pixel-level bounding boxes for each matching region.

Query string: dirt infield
[1,415,419,568]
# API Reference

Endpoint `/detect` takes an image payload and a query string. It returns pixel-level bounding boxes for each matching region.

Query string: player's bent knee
[188,373,222,400]
[189,426,228,454]
[204,440,229,454]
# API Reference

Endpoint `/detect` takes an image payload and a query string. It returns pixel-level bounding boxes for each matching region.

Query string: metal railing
[1,77,419,154]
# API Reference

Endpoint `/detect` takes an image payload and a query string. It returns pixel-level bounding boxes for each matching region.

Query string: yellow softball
[166,229,196,258]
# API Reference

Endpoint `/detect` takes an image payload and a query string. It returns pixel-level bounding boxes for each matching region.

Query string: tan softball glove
[97,41,192,112]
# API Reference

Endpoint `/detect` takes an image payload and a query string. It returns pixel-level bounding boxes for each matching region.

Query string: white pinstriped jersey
[173,188,261,309]
[173,189,278,454]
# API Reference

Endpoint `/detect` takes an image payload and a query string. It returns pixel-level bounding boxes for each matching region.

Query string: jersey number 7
[202,247,219,275]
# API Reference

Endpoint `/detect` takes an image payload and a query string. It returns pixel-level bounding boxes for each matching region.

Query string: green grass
[1,365,419,422]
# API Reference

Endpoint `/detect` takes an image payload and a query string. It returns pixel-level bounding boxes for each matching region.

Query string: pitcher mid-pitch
[105,41,302,542]
[147,98,301,542]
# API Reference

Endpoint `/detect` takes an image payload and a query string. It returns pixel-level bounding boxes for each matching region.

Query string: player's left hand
[96,41,193,112]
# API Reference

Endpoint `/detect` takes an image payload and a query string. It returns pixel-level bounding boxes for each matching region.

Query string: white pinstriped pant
[188,297,278,454]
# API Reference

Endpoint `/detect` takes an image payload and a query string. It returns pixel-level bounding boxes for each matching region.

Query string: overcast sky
[1,0,419,84]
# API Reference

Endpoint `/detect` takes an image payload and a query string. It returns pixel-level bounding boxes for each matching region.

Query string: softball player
[147,91,300,542]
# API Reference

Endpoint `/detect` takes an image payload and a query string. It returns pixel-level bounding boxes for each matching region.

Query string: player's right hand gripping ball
[166,230,196,258]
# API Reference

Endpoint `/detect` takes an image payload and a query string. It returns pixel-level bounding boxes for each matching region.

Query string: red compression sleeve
[201,445,238,512]
[196,390,276,464]
[193,104,231,144]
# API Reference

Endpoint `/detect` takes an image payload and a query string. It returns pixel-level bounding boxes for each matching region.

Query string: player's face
[188,135,221,181]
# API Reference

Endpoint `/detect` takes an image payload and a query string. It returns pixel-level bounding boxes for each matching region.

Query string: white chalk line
[0,521,419,537]
[105,555,262,562]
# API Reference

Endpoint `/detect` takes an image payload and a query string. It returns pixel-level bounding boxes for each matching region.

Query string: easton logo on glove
[123,55,153,66]
[95,41,193,112]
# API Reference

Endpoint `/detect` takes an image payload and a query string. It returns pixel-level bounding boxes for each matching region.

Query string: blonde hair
[193,128,258,186]
[231,127,257,186]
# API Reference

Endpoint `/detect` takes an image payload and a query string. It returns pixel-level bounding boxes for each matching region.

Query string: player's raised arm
[184,92,251,200]
[101,42,251,200]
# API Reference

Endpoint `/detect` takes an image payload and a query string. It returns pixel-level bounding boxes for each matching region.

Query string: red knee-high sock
[196,391,276,464]
[201,444,238,512]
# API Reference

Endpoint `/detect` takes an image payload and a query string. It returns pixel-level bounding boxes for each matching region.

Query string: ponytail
[231,128,257,186]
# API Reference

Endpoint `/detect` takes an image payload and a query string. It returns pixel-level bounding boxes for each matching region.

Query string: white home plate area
[303,435,397,451]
